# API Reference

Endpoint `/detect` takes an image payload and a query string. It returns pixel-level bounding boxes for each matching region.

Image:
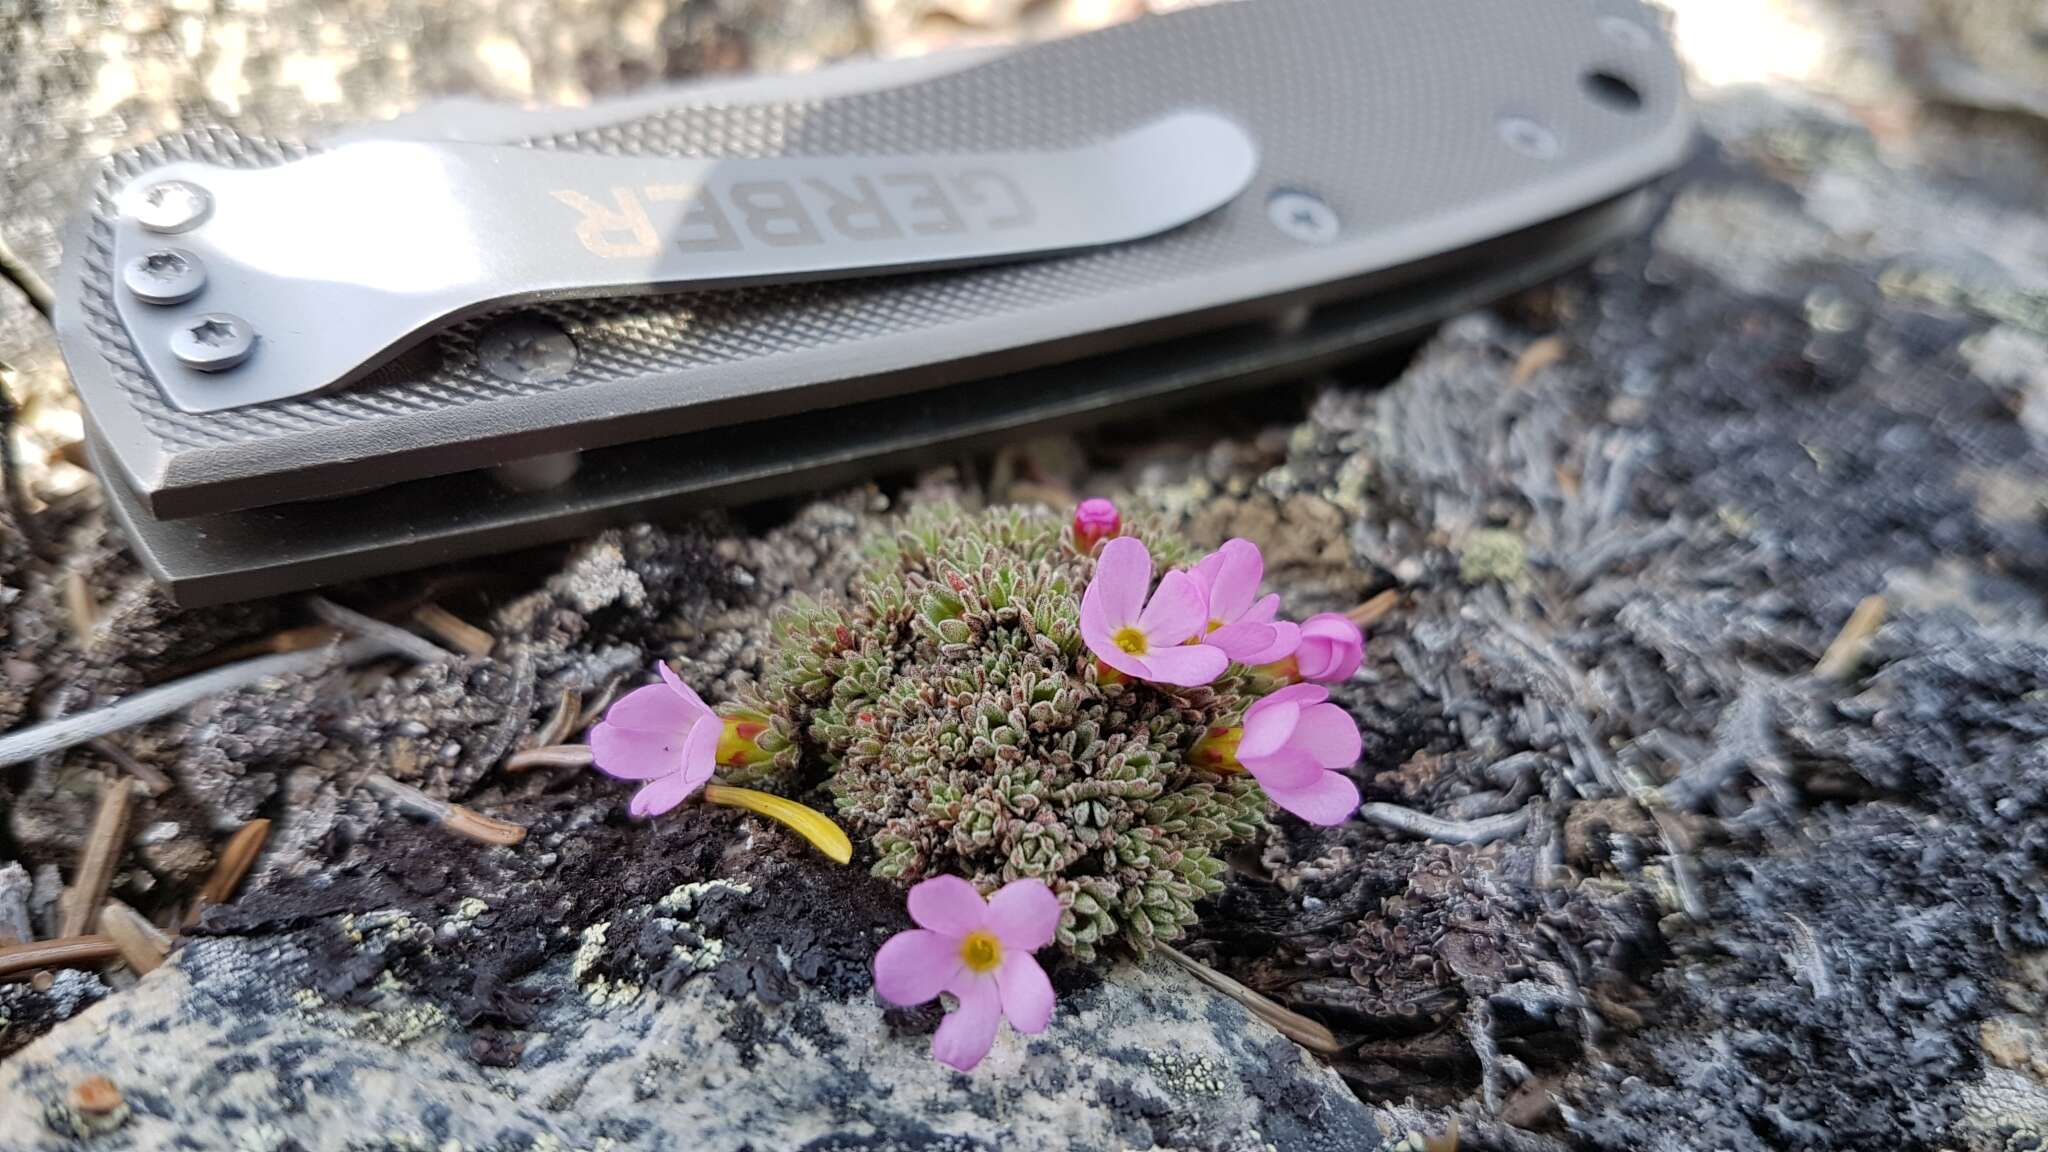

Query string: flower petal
[932,977,1004,1072]
[1191,546,1227,598]
[1204,539,1264,624]
[627,769,698,818]
[1236,698,1300,761]
[996,952,1054,1034]
[1206,619,1300,665]
[1245,747,1325,791]
[1264,768,1361,826]
[1291,702,1363,769]
[873,929,964,1007]
[602,679,706,733]
[1081,579,1140,675]
[1091,537,1152,626]
[906,874,988,936]
[588,722,685,781]
[1135,642,1229,688]
[986,879,1061,952]
[1137,569,1210,646]
[654,660,702,706]
[678,713,721,792]
[1248,683,1328,719]
[1297,614,1364,681]
[1241,620,1302,666]
[1240,593,1282,626]
[1204,620,1274,660]
[1093,645,1155,681]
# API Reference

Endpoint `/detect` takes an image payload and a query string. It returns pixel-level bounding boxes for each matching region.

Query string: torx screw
[132,180,213,234]
[478,317,579,385]
[1267,189,1340,244]
[171,313,255,372]
[122,249,207,305]
[1497,115,1561,160]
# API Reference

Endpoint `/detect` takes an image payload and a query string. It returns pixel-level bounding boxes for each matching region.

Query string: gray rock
[0,934,1380,1152]
[0,862,31,945]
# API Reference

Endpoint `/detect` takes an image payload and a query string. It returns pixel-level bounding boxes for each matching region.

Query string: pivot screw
[171,313,254,372]
[1267,189,1340,244]
[132,180,212,234]
[478,317,579,385]
[122,249,206,305]
[1497,115,1560,160]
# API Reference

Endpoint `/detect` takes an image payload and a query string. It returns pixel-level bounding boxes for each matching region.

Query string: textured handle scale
[60,0,1690,521]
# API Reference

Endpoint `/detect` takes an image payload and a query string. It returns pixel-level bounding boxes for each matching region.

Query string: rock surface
[1,931,1375,1151]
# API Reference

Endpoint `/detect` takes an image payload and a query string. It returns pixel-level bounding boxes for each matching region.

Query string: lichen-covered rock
[0,930,1380,1152]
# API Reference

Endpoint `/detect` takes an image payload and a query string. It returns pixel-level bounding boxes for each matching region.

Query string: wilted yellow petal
[702,784,853,864]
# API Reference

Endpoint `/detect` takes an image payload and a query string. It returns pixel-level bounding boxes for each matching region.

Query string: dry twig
[1359,802,1532,846]
[61,569,98,644]
[88,738,173,797]
[58,779,134,937]
[98,899,172,975]
[505,743,594,773]
[1347,589,1400,629]
[411,603,494,657]
[529,688,582,749]
[363,774,526,846]
[573,678,622,737]
[0,935,117,981]
[310,597,453,663]
[1511,335,1567,387]
[0,637,395,767]
[1158,943,1343,1054]
[194,819,271,915]
[1814,594,1886,682]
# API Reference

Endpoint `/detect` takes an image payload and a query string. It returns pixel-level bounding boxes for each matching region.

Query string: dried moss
[732,505,1271,960]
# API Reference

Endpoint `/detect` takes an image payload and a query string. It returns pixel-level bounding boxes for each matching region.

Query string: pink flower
[1190,539,1301,664]
[1291,613,1364,682]
[1072,498,1121,553]
[1238,684,1361,825]
[1080,537,1228,687]
[873,876,1061,1071]
[587,662,718,818]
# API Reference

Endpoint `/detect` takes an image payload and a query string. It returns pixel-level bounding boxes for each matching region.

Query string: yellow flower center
[1112,626,1149,656]
[959,929,1003,974]
[1206,618,1224,633]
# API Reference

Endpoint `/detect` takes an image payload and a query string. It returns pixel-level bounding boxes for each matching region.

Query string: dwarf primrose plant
[723,506,1274,959]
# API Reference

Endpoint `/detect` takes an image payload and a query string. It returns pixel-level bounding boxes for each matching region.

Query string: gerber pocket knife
[56,0,1691,605]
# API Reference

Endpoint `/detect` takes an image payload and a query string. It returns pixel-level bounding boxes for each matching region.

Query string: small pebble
[71,1076,122,1115]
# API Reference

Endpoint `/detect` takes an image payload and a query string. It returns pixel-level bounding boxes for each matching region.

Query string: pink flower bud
[1071,498,1121,553]
[1293,613,1364,683]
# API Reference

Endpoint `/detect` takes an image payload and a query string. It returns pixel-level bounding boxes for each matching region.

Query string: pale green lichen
[1458,528,1528,586]
[571,919,646,1008]
[582,977,641,1009]
[354,1001,454,1047]
[668,933,724,974]
[1148,1050,1227,1096]
[572,922,610,983]
[728,505,1271,960]
[656,878,751,916]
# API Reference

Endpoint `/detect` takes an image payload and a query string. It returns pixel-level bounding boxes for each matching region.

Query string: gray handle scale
[59,0,1691,522]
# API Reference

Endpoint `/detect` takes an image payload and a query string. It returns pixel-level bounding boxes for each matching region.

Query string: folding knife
[57,0,1691,605]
